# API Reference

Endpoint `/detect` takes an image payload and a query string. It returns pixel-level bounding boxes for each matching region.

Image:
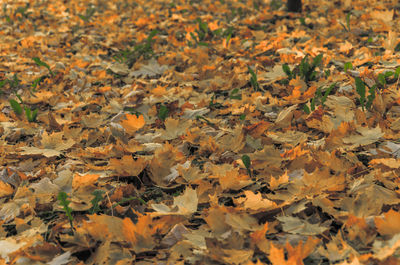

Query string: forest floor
[1,0,400,264]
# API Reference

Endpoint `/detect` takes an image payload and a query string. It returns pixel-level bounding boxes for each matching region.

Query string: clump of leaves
[340,12,351,32]
[222,27,234,45]
[78,4,96,22]
[283,54,323,83]
[209,94,223,109]
[229,88,242,100]
[5,57,50,121]
[0,73,19,96]
[31,57,56,93]
[303,83,336,114]
[9,95,37,122]
[24,105,38,122]
[189,18,209,46]
[33,57,54,77]
[6,74,38,122]
[89,190,105,214]
[248,66,260,91]
[355,77,375,111]
[196,115,215,126]
[114,29,158,68]
[269,0,283,10]
[2,4,12,24]
[111,196,146,210]
[15,4,31,21]
[57,191,74,233]
[212,26,235,47]
[188,19,234,47]
[3,73,20,91]
[375,67,400,89]
[89,190,146,215]
[3,3,31,24]
[31,76,45,92]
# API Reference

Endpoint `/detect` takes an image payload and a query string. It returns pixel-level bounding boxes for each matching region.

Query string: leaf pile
[1,0,400,264]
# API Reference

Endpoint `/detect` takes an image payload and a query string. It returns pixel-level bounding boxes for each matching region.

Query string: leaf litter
[1,0,400,264]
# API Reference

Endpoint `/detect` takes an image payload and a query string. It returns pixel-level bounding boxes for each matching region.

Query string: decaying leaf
[277,215,330,235]
[131,58,168,78]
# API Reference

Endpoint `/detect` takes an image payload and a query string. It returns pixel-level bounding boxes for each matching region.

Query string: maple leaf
[122,214,160,253]
[20,131,75,157]
[250,222,269,254]
[120,114,145,134]
[151,187,198,216]
[149,143,184,187]
[109,155,148,177]
[269,172,290,190]
[219,169,253,191]
[130,58,168,78]
[269,243,293,265]
[269,237,319,265]
[72,173,99,190]
[158,117,190,140]
[235,190,277,212]
[0,181,14,198]
[278,215,330,235]
[342,126,383,150]
[375,209,400,236]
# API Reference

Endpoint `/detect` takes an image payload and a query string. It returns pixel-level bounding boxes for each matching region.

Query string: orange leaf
[269,237,319,265]
[369,158,400,169]
[243,191,277,211]
[219,171,252,191]
[0,181,14,197]
[120,114,145,134]
[269,172,289,190]
[250,222,270,254]
[109,155,147,177]
[286,237,320,263]
[122,217,137,245]
[375,209,400,236]
[251,222,268,244]
[98,86,111,93]
[72,174,99,190]
[152,85,167,96]
[269,244,287,265]
[71,59,90,69]
[208,21,219,31]
[122,214,157,252]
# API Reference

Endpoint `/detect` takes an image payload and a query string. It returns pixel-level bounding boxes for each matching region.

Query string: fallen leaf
[131,58,168,78]
[277,215,330,235]
[375,209,400,236]
[120,114,145,134]
[72,173,99,190]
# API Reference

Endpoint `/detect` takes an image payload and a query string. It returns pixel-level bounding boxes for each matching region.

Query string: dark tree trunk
[287,0,302,12]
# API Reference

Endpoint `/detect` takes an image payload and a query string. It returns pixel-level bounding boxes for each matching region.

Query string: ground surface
[1,0,400,264]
